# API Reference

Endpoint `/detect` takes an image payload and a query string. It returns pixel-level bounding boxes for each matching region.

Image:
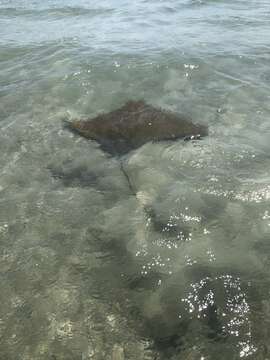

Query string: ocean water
[1,0,270,359]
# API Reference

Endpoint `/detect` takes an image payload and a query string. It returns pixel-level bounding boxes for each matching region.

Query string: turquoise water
[1,0,270,359]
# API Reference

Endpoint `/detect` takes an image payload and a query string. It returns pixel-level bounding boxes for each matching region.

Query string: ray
[63,101,209,353]
[64,100,208,236]
[65,100,208,156]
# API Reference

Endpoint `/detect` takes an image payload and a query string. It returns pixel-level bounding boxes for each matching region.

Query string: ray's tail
[120,158,137,197]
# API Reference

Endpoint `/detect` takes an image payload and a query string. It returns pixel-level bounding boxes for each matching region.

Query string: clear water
[1,0,270,359]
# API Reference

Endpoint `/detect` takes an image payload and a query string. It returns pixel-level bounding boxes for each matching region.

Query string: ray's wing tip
[183,123,209,141]
[62,118,83,135]
[198,123,209,139]
[194,121,208,137]
[62,119,72,129]
[200,124,209,136]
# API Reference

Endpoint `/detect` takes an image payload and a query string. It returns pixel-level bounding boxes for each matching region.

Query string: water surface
[1,0,270,359]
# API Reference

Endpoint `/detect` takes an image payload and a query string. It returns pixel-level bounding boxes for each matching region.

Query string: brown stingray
[65,100,208,156]
[64,101,209,354]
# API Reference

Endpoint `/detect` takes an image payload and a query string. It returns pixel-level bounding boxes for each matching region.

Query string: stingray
[64,101,208,353]
[64,99,208,212]
[65,100,208,156]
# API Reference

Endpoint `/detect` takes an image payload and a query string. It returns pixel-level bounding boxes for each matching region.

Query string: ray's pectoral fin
[64,101,208,156]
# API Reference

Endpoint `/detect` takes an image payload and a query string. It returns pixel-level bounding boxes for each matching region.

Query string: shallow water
[1,0,270,359]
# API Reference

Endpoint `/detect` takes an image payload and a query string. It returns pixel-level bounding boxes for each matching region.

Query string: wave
[0,6,114,19]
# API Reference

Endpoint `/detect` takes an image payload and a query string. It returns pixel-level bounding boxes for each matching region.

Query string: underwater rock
[65,100,208,156]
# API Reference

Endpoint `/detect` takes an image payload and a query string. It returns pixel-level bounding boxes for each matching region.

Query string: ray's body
[66,100,208,156]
